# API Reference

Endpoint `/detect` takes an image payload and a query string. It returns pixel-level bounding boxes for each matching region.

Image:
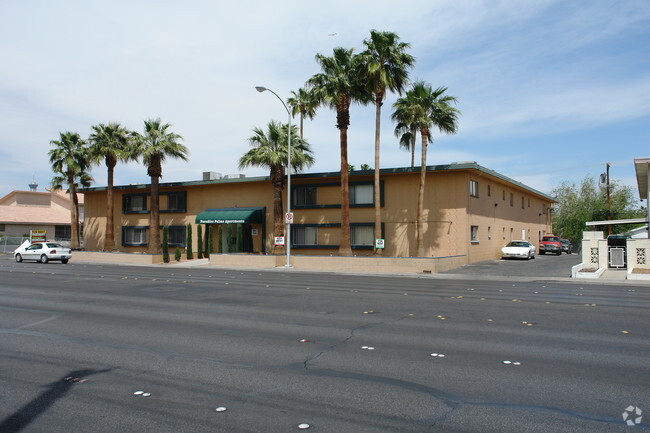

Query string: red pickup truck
[539,235,562,255]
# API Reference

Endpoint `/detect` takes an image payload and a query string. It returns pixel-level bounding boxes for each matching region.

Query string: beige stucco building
[81,162,554,265]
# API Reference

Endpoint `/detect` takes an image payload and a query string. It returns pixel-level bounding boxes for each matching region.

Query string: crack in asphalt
[303,322,378,371]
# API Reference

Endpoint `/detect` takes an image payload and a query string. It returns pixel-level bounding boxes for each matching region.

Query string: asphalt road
[0,256,648,432]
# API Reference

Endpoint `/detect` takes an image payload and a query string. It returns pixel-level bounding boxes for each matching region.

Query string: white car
[14,241,72,264]
[501,240,535,260]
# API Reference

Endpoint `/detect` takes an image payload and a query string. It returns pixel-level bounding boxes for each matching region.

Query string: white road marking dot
[503,360,512,364]
[134,391,144,395]
[142,393,151,397]
[431,353,438,357]
[361,346,368,349]
[438,354,445,357]
[298,423,310,429]
[215,407,227,412]
[513,362,521,365]
[367,347,375,350]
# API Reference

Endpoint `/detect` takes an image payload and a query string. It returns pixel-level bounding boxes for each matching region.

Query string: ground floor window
[292,226,317,246]
[351,225,374,246]
[470,226,479,243]
[168,226,186,247]
[122,226,148,246]
[55,225,71,241]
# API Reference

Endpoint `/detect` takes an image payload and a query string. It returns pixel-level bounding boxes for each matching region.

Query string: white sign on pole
[285,212,294,224]
[375,238,385,249]
[274,236,285,246]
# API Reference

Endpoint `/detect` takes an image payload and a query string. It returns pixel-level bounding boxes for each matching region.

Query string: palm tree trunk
[299,113,305,139]
[416,129,428,257]
[104,157,116,251]
[410,126,416,168]
[373,97,382,255]
[339,124,352,257]
[271,166,285,254]
[148,157,162,255]
[68,171,79,250]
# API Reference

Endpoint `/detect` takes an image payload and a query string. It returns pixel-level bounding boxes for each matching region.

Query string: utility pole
[606,162,612,235]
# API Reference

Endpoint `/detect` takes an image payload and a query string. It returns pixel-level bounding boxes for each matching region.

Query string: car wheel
[556,251,561,256]
[540,251,545,255]
[40,254,49,264]
[61,259,68,264]
[15,254,22,263]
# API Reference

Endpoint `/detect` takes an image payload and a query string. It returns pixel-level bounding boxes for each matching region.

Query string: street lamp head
[255,86,267,93]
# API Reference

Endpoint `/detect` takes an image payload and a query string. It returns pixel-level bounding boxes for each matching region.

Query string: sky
[1,0,649,204]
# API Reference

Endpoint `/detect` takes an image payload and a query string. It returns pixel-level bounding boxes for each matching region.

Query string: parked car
[501,240,536,260]
[14,241,72,264]
[560,239,572,254]
[539,235,562,255]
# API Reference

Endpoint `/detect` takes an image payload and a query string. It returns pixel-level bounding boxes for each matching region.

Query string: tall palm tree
[48,131,90,249]
[239,120,314,254]
[287,87,318,139]
[392,82,460,256]
[132,118,189,254]
[361,30,415,255]
[308,46,371,256]
[88,122,135,251]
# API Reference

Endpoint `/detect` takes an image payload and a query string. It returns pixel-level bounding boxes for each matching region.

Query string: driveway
[441,252,582,278]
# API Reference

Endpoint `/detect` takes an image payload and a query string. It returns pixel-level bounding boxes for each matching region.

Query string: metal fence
[0,236,30,254]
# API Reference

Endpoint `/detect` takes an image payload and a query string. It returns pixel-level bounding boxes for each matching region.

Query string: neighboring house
[628,225,649,239]
[0,187,83,242]
[80,162,554,264]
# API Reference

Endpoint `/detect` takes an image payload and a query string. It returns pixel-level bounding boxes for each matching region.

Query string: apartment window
[470,226,479,243]
[510,193,514,207]
[293,186,317,207]
[123,194,147,213]
[292,226,317,246]
[168,226,186,246]
[521,197,525,209]
[123,226,148,246]
[469,180,479,197]
[502,227,506,239]
[487,185,491,197]
[528,198,530,208]
[0,223,5,232]
[55,225,71,241]
[165,191,186,212]
[350,184,373,205]
[351,225,374,246]
[502,190,506,200]
[487,226,492,239]
[510,228,514,240]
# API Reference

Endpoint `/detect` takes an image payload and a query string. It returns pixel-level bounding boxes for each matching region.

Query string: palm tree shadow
[0,368,112,433]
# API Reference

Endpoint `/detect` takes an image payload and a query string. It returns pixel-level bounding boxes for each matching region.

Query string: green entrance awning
[195,208,263,224]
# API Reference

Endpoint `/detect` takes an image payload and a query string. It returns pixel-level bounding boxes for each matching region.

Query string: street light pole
[256,86,292,267]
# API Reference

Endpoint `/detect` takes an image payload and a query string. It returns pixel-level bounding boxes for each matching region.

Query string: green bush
[174,247,181,261]
[226,225,233,253]
[217,225,223,253]
[207,226,213,256]
[162,226,169,263]
[186,223,193,259]
[236,224,243,252]
[197,225,203,259]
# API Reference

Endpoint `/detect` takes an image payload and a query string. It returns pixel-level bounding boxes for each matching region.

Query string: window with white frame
[470,180,479,197]
[292,226,317,245]
[123,227,148,246]
[351,225,374,246]
[350,184,373,205]
[470,225,479,243]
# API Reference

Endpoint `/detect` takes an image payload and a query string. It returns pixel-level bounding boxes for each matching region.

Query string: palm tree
[132,118,189,254]
[393,82,460,256]
[287,87,318,139]
[308,46,371,256]
[48,132,90,249]
[361,30,415,255]
[88,122,135,251]
[239,120,314,254]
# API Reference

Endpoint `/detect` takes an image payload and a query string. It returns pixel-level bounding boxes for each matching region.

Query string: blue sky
[1,0,648,204]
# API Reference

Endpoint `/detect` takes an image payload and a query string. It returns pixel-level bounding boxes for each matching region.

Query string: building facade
[81,162,554,263]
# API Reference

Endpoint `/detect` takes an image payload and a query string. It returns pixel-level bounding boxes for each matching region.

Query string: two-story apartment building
[80,162,554,265]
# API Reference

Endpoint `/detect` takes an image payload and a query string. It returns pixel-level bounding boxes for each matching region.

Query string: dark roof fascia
[79,163,555,202]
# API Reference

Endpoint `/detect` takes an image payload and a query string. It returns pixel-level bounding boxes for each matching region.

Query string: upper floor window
[123,194,147,213]
[502,190,506,200]
[487,185,491,197]
[510,193,514,207]
[164,191,187,213]
[470,180,479,197]
[293,186,317,207]
[521,197,525,209]
[350,184,373,205]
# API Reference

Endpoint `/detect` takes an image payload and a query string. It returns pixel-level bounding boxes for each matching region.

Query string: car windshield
[543,237,559,242]
[507,241,528,247]
[561,240,569,245]
[46,243,63,248]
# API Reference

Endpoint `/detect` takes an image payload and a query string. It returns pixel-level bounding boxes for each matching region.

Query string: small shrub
[162,226,169,263]
[197,225,203,259]
[207,226,213,256]
[186,223,193,260]
[236,224,243,252]
[174,247,181,261]
[217,225,223,253]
